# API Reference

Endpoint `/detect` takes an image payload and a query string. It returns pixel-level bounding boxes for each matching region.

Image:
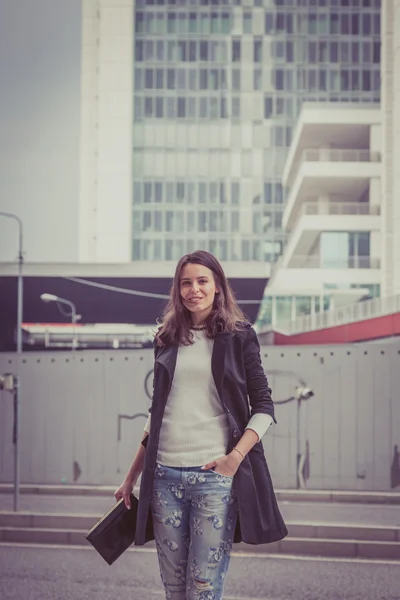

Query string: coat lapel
[155,343,178,381]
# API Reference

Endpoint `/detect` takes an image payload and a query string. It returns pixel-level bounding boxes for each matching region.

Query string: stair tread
[1,526,400,545]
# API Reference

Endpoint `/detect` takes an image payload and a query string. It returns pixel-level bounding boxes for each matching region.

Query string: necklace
[190,324,206,331]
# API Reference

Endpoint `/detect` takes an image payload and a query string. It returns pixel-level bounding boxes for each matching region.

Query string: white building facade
[257,103,382,329]
[257,0,400,331]
[79,0,134,263]
[381,0,400,297]
[78,0,381,266]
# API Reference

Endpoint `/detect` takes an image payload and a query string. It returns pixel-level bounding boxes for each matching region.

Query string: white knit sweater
[144,329,273,467]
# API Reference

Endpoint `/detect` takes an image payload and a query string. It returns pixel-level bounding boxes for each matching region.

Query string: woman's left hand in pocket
[201,451,242,478]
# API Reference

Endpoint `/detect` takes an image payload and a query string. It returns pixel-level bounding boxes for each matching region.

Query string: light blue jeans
[150,464,238,600]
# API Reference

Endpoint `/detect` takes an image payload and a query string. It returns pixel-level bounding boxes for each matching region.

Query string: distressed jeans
[150,464,238,600]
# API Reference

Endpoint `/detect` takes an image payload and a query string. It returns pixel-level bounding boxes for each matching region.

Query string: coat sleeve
[243,326,277,424]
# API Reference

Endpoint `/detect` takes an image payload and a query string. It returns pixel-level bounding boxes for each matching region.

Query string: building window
[373,41,380,63]
[254,39,262,63]
[330,41,339,62]
[242,240,250,261]
[232,97,240,119]
[144,97,153,117]
[133,239,141,260]
[232,39,241,62]
[276,297,292,326]
[254,69,262,90]
[177,97,186,118]
[295,296,312,318]
[273,70,284,90]
[232,69,241,91]
[231,182,239,205]
[243,11,252,34]
[135,69,143,90]
[264,96,273,118]
[362,70,371,90]
[265,12,274,34]
[231,211,239,232]
[145,69,153,89]
[135,13,144,33]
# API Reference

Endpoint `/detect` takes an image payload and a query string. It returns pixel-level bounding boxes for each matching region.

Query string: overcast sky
[0,0,81,262]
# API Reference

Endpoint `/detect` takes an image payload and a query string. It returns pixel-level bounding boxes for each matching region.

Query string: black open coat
[135,324,288,546]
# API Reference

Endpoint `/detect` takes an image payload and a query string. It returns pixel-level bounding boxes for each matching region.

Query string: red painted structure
[272,312,400,345]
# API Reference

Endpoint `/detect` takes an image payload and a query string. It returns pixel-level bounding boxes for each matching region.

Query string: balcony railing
[287,148,381,187]
[287,256,380,269]
[273,201,381,274]
[301,201,381,217]
[301,148,381,163]
[274,294,400,336]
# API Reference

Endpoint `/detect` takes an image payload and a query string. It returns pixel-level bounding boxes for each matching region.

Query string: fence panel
[0,343,399,491]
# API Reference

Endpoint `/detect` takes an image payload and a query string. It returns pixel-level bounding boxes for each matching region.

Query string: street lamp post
[40,294,81,349]
[0,212,23,511]
[295,385,314,489]
[0,212,24,353]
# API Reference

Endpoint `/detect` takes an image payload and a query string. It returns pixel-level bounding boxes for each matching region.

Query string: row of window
[136,40,229,63]
[275,68,380,92]
[132,147,291,178]
[265,11,380,36]
[133,209,282,235]
[134,66,380,93]
[131,91,297,121]
[136,0,381,10]
[135,67,232,91]
[135,10,380,37]
[136,1,380,7]
[135,39,380,65]
[132,181,284,205]
[319,231,370,268]
[134,83,378,121]
[133,209,252,233]
[132,237,283,263]
[134,95,240,119]
[257,294,332,328]
[135,11,232,35]
[257,280,380,328]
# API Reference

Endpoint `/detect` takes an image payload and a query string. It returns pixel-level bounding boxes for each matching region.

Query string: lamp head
[295,385,314,400]
[40,293,59,303]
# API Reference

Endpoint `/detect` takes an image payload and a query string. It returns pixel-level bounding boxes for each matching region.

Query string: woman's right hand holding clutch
[114,478,136,510]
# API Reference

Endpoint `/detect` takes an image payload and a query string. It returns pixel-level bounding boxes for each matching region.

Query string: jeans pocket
[210,468,234,479]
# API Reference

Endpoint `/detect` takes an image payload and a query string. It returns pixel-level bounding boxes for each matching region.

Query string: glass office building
[132,0,381,263]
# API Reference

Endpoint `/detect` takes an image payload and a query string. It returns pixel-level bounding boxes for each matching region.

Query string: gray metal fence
[1,342,399,491]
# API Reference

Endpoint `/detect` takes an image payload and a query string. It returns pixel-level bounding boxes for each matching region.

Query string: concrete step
[1,525,400,560]
[1,484,400,504]
[1,511,399,543]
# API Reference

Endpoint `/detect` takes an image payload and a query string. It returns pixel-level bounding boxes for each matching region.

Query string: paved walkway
[1,544,400,600]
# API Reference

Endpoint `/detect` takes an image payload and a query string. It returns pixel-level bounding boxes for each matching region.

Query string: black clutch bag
[85,494,138,565]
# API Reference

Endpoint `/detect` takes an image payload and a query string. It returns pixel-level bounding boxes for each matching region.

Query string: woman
[115,251,287,600]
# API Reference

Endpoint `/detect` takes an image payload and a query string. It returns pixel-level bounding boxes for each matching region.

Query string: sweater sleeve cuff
[144,414,151,434]
[245,413,274,442]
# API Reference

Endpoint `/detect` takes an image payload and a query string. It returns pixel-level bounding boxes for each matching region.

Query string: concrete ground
[0,543,399,600]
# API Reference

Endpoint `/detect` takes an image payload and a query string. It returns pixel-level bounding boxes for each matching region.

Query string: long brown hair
[155,251,249,346]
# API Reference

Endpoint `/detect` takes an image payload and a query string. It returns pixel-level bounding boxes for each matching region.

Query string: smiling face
[180,263,219,325]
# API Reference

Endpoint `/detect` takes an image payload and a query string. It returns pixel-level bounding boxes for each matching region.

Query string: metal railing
[276,201,380,274]
[280,294,400,335]
[287,147,381,187]
[287,255,380,269]
[301,148,381,163]
[301,201,381,216]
